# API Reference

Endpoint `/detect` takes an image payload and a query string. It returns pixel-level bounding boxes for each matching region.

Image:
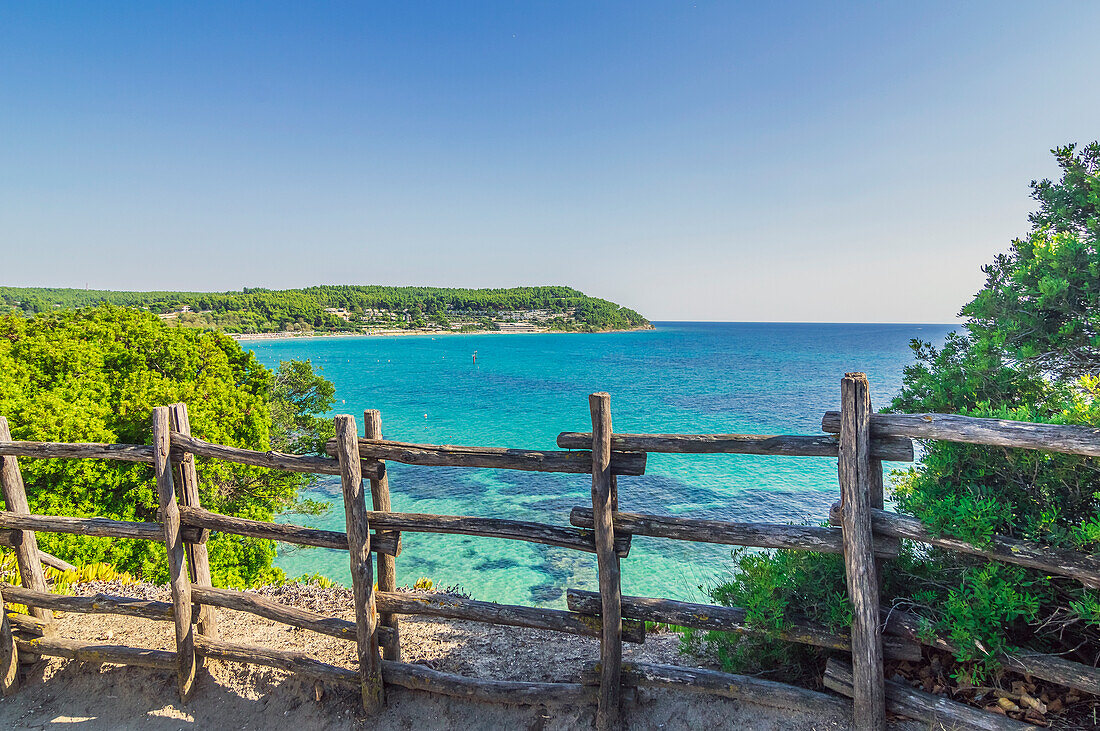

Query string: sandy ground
[0,582,886,730]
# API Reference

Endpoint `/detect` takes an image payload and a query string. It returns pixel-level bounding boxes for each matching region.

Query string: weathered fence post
[152,406,195,701]
[335,414,384,712]
[837,373,886,729]
[364,409,400,661]
[590,392,622,731]
[0,416,53,628]
[0,584,17,695]
[170,403,218,640]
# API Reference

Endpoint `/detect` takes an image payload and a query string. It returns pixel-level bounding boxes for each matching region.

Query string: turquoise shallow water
[244,322,953,606]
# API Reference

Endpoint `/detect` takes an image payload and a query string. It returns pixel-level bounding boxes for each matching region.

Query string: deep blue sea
[244,322,954,606]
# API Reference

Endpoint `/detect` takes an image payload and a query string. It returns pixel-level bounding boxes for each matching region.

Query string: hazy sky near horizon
[2,3,1099,323]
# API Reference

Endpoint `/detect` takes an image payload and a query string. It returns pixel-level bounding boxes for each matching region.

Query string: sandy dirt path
[0,582,870,730]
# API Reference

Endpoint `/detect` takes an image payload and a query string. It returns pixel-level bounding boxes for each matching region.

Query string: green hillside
[0,285,651,334]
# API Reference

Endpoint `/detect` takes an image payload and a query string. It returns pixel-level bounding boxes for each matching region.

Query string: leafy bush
[697,143,1100,684]
[0,305,334,586]
[685,546,850,683]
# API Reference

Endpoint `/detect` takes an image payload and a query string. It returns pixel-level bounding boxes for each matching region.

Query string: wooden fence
[0,374,1097,729]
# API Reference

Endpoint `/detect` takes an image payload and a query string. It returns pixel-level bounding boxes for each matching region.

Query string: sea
[243,322,954,607]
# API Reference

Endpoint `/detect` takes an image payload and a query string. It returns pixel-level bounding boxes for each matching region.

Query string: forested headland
[0,285,651,335]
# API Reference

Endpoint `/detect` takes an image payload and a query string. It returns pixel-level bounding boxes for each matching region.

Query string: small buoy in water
[342,399,346,404]
[424,413,428,419]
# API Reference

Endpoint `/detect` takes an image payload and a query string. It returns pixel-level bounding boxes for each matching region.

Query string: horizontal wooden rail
[195,636,593,704]
[191,585,355,639]
[566,590,918,661]
[822,411,1100,458]
[581,660,851,715]
[884,610,1100,697]
[170,432,383,480]
[196,634,356,683]
[557,432,914,461]
[182,505,628,558]
[824,659,1034,731]
[15,636,177,670]
[1,584,173,621]
[353,510,630,557]
[570,508,899,558]
[0,436,385,480]
[189,585,396,649]
[37,550,77,572]
[377,590,645,644]
[0,511,205,544]
[383,659,593,705]
[7,612,53,637]
[177,506,400,556]
[0,441,154,463]
[324,437,647,476]
[828,504,1100,587]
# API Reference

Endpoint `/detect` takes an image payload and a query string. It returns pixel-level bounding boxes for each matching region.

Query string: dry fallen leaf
[1020,694,1047,714]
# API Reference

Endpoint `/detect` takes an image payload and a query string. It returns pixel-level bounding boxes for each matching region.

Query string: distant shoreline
[232,324,654,343]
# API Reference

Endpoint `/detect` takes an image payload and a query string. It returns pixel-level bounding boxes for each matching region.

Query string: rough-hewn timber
[195,636,593,705]
[0,440,154,463]
[195,635,357,683]
[583,661,852,716]
[566,590,918,660]
[324,437,647,476]
[0,585,17,695]
[376,590,644,644]
[556,431,914,461]
[152,406,195,701]
[335,415,384,712]
[569,507,898,558]
[364,409,400,661]
[170,404,218,640]
[359,511,629,556]
[0,511,205,544]
[16,636,176,670]
[384,660,593,704]
[822,410,1100,458]
[191,585,358,639]
[837,373,885,730]
[37,550,76,572]
[589,392,622,731]
[828,503,1100,588]
[0,417,53,627]
[824,659,1036,731]
[6,611,52,638]
[0,583,173,620]
[176,505,399,556]
[170,431,383,479]
[189,585,397,647]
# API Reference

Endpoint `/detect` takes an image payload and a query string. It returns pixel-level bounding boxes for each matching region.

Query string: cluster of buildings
[312,303,576,331]
[320,305,578,333]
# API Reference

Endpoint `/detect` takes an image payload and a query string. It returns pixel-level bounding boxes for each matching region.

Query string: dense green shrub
[697,143,1100,683]
[0,305,334,586]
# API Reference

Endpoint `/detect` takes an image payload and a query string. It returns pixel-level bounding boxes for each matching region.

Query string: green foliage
[0,284,650,333]
[0,305,334,587]
[686,546,850,683]
[886,143,1100,679]
[269,360,335,455]
[699,143,1100,683]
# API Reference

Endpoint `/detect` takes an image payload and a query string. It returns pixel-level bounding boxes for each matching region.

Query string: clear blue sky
[2,2,1098,322]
